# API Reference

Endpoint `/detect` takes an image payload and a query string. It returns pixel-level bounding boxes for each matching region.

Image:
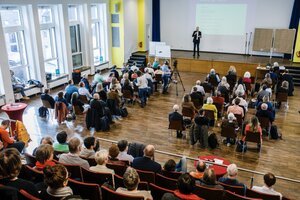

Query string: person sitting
[252,173,282,199]
[232,92,248,112]
[152,57,160,70]
[10,70,30,100]
[243,116,262,145]
[130,62,139,72]
[282,69,294,96]
[218,76,230,91]
[276,80,289,108]
[110,65,120,80]
[89,149,115,175]
[261,73,272,87]
[190,161,206,180]
[234,84,246,98]
[41,164,75,199]
[202,97,218,126]
[59,137,90,169]
[212,91,225,116]
[257,85,271,102]
[107,85,121,115]
[110,77,122,94]
[226,65,237,87]
[41,89,55,108]
[221,113,239,146]
[163,158,187,173]
[71,92,89,114]
[53,131,69,153]
[174,173,202,200]
[122,79,134,103]
[190,87,203,107]
[80,74,91,92]
[33,136,54,156]
[64,80,78,103]
[206,69,220,85]
[191,80,205,96]
[162,193,180,200]
[144,62,155,77]
[161,61,171,94]
[182,94,198,115]
[80,136,99,159]
[194,109,210,127]
[132,144,162,173]
[94,83,107,102]
[108,144,126,166]
[116,167,153,200]
[55,91,69,108]
[233,77,246,95]
[35,144,56,170]
[169,104,185,138]
[227,98,244,118]
[121,62,130,75]
[0,120,25,153]
[243,71,252,84]
[93,69,105,85]
[0,148,39,197]
[218,164,245,190]
[117,140,134,163]
[256,103,274,123]
[78,81,92,100]
[198,168,224,189]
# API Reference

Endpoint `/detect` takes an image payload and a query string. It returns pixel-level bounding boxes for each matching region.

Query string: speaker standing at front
[192,26,202,57]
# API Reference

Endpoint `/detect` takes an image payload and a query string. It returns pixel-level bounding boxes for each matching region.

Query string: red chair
[80,156,97,166]
[149,183,174,200]
[106,163,128,176]
[246,188,281,200]
[136,169,155,184]
[24,153,37,167]
[101,185,144,200]
[81,167,113,186]
[155,173,177,190]
[224,190,262,200]
[19,189,41,200]
[114,174,149,190]
[218,182,245,196]
[19,165,43,184]
[182,106,195,119]
[193,184,224,200]
[68,178,101,200]
[162,170,182,180]
[244,131,262,152]
[257,116,271,137]
[60,163,83,181]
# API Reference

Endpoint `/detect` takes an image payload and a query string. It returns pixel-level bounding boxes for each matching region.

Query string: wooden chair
[182,106,195,119]
[149,183,174,200]
[218,182,245,196]
[257,116,271,137]
[234,114,244,128]
[221,124,237,142]
[24,153,37,167]
[213,102,224,118]
[106,163,128,176]
[155,173,177,190]
[81,167,113,186]
[276,92,288,110]
[101,185,144,200]
[19,189,41,200]
[114,174,149,191]
[68,178,101,200]
[224,190,262,200]
[193,184,224,200]
[168,120,184,137]
[246,188,281,200]
[244,131,261,152]
[79,95,89,104]
[162,170,182,179]
[203,109,215,126]
[80,156,97,166]
[122,89,134,102]
[61,163,83,181]
[135,169,155,184]
[191,97,203,109]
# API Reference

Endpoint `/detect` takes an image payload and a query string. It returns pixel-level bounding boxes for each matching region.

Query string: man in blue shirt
[161,61,171,94]
[65,80,78,103]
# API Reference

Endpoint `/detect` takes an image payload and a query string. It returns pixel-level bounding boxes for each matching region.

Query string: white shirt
[136,75,148,89]
[78,87,92,99]
[144,67,155,77]
[131,65,139,72]
[192,85,205,96]
[117,151,134,163]
[252,186,282,200]
[144,73,153,82]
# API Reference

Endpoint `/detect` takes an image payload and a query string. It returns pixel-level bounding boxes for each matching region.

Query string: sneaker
[227,143,231,147]
[22,96,30,100]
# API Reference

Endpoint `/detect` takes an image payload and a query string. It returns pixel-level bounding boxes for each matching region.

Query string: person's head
[281,81,289,89]
[83,136,96,150]
[78,81,85,88]
[124,79,130,86]
[117,140,129,152]
[265,73,270,79]
[96,83,103,92]
[196,161,206,172]
[0,148,22,179]
[10,70,14,76]
[261,103,268,110]
[228,113,235,122]
[196,26,199,31]
[264,173,276,188]
[203,168,217,185]
[234,98,241,105]
[183,94,191,103]
[192,86,197,92]
[68,137,81,154]
[173,104,179,112]
[221,76,227,84]
[111,77,118,85]
[71,92,79,104]
[262,84,267,91]
[136,70,142,77]
[57,91,64,99]
[196,80,201,85]
[1,120,10,129]
[144,144,155,158]
[244,71,251,78]
[228,65,236,74]
[109,144,120,159]
[43,164,69,189]
[273,62,279,67]
[206,97,213,104]
[44,89,50,94]
[177,173,195,195]
[164,60,169,65]
[96,69,101,74]
[250,116,259,129]
[227,164,238,178]
[36,144,54,164]
[123,73,129,80]
[164,159,176,172]
[161,193,178,200]
[56,131,68,144]
[198,109,205,116]
[123,167,140,191]
[40,136,54,145]
[94,149,109,165]
[93,93,100,100]
[210,69,215,74]
[68,80,73,85]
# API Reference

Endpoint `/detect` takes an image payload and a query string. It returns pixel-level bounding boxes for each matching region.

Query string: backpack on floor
[38,106,49,118]
[101,116,110,131]
[120,107,128,117]
[208,132,219,149]
[270,125,279,139]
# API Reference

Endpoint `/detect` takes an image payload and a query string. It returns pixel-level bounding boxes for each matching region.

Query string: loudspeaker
[114,3,119,13]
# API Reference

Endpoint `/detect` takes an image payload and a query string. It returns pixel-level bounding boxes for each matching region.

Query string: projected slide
[196,4,247,36]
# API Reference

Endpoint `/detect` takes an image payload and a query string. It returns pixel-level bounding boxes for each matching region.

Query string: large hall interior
[0,0,299,200]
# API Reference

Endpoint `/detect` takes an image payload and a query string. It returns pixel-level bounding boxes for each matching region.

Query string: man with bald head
[132,144,162,173]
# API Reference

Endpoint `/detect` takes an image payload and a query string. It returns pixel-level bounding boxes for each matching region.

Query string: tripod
[170,60,185,96]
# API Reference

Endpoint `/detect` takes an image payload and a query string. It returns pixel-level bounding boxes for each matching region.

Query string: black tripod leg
[176,71,185,91]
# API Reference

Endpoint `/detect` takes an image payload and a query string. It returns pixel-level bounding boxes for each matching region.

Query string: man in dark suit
[192,26,202,57]
[256,103,274,123]
[41,89,55,108]
[169,104,185,138]
[132,145,162,173]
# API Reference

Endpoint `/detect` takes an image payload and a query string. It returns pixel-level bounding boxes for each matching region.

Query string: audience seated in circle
[35,144,56,170]
[117,140,134,163]
[80,136,99,159]
[174,173,202,200]
[252,172,282,199]
[53,131,69,153]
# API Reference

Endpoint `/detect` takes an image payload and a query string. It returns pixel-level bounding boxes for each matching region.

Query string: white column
[83,3,94,74]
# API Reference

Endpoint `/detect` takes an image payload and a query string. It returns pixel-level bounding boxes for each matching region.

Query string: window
[38,6,60,75]
[0,7,30,81]
[68,5,78,22]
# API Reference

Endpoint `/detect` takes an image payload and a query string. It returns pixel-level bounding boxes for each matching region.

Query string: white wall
[160,0,294,55]
[124,0,138,61]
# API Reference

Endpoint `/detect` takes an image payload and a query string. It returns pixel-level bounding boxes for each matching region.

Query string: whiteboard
[149,41,166,56]
[155,45,171,58]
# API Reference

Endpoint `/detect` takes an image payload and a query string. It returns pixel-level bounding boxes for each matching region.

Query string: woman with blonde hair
[226,66,237,89]
[243,116,262,145]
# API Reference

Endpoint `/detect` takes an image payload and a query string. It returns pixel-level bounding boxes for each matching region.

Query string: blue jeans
[7,141,25,153]
[138,88,148,105]
[162,75,170,93]
[176,157,187,173]
[13,85,26,97]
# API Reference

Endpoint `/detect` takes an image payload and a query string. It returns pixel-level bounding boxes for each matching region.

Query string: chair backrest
[168,120,183,131]
[218,182,245,196]
[42,100,52,109]
[101,185,144,200]
[24,153,37,167]
[149,183,174,200]
[204,109,215,121]
[62,164,83,181]
[0,185,19,200]
[193,184,224,200]
[191,97,203,109]
[19,189,41,200]
[208,75,219,87]
[234,114,243,127]
[114,174,149,191]
[182,106,194,118]
[245,131,261,144]
[202,83,212,93]
[80,156,97,166]
[246,188,281,200]
[155,74,162,82]
[68,178,101,200]
[155,173,177,190]
[106,163,128,176]
[213,102,224,116]
[135,169,155,184]
[221,125,236,139]
[22,165,44,184]
[79,95,89,104]
[245,82,252,93]
[123,90,133,99]
[81,167,113,186]
[224,190,262,200]
[276,92,288,102]
[162,170,182,179]
[257,117,271,129]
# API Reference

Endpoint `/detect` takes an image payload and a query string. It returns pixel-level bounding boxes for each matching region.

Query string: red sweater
[35,160,56,170]
[0,128,14,148]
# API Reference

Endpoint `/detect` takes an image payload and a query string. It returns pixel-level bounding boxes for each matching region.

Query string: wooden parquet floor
[1,71,299,199]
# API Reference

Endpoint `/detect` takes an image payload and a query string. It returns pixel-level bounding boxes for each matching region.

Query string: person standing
[192,26,202,57]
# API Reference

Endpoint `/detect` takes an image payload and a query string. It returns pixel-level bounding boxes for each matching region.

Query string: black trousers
[193,42,200,56]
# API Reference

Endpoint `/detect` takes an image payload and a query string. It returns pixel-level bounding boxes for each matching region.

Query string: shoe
[227,143,231,147]
[22,96,30,100]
